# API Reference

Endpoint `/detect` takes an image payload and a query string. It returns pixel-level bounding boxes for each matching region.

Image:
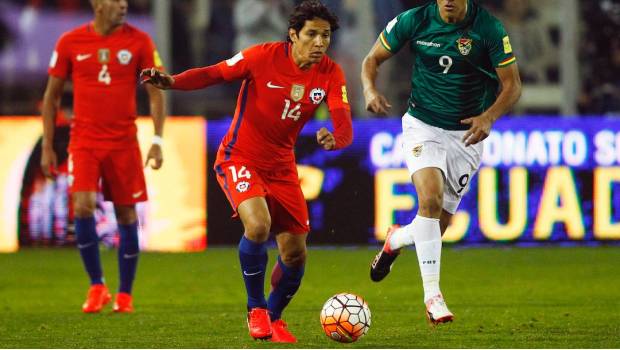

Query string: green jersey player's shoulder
[473,4,516,67]
[380,4,432,52]
[472,4,507,39]
[395,2,435,29]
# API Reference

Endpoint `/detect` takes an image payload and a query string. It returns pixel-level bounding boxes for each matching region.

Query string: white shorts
[401,113,483,214]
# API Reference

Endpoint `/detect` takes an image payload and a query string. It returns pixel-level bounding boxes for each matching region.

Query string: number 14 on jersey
[281,99,302,121]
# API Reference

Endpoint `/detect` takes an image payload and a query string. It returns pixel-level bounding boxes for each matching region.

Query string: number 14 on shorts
[228,165,251,183]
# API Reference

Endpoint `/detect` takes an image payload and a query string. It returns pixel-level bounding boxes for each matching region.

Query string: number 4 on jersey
[98,64,111,85]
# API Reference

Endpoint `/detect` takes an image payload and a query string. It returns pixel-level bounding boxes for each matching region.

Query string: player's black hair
[287,0,340,42]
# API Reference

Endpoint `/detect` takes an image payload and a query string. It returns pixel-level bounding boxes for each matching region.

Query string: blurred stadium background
[1,0,620,348]
[1,0,619,250]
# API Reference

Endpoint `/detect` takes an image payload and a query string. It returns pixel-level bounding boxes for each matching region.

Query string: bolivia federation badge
[457,37,472,56]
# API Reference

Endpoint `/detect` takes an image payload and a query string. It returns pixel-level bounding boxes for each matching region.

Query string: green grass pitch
[1,246,619,348]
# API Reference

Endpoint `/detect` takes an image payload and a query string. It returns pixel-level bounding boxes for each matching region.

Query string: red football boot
[113,292,134,313]
[270,319,297,343]
[82,284,111,313]
[247,308,272,340]
[370,225,401,282]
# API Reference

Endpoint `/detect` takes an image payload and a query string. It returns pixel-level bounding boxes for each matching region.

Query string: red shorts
[214,159,309,234]
[69,146,147,205]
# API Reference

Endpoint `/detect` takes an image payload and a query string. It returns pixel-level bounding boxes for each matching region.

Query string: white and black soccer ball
[320,292,371,343]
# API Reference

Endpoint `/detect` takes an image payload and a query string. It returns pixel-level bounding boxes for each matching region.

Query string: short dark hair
[287,0,340,42]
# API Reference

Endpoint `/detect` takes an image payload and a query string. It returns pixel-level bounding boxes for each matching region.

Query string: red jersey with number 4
[214,42,351,169]
[48,23,163,150]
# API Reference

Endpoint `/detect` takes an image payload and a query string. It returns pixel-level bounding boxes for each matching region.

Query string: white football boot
[425,294,454,324]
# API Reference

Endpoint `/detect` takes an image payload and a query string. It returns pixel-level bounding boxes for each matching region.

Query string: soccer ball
[320,293,371,343]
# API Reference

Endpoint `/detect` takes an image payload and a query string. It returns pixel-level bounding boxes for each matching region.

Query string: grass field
[1,246,619,348]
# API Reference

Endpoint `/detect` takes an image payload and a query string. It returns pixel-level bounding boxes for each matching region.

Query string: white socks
[388,215,442,302]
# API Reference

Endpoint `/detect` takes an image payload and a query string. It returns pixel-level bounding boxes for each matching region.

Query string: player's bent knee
[417,196,443,218]
[73,201,95,218]
[243,218,271,242]
[115,206,137,225]
[281,249,307,268]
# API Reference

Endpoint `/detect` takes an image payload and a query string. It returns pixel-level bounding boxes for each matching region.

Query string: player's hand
[145,144,163,170]
[41,146,58,179]
[140,68,174,90]
[316,127,336,151]
[461,113,494,146]
[364,88,392,115]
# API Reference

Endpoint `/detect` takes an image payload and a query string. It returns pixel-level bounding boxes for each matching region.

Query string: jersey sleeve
[216,44,264,81]
[379,9,416,54]
[485,17,517,68]
[326,64,351,112]
[139,34,164,71]
[326,64,353,150]
[48,33,72,79]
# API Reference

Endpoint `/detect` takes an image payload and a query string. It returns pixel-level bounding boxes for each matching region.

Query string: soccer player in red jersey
[40,0,166,313]
[142,0,352,343]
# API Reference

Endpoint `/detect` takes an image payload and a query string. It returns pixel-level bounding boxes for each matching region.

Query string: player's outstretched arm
[461,63,522,146]
[361,38,394,115]
[142,65,229,91]
[40,76,65,178]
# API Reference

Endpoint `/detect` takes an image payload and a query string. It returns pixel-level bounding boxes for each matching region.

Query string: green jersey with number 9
[380,0,516,130]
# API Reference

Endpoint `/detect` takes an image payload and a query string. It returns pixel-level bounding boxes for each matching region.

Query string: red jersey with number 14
[214,42,351,170]
[48,23,163,150]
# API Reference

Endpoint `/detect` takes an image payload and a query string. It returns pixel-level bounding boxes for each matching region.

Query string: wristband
[152,135,163,146]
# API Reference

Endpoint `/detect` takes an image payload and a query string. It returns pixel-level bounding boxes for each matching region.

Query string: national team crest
[98,48,110,63]
[290,84,305,102]
[412,144,423,157]
[456,38,473,56]
[309,88,326,104]
[117,49,132,65]
[236,181,250,193]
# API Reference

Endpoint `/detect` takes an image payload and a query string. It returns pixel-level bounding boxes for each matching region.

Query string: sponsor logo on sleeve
[309,88,326,104]
[386,17,398,33]
[226,52,244,66]
[503,36,513,54]
[341,86,349,104]
[153,50,163,67]
[49,51,58,68]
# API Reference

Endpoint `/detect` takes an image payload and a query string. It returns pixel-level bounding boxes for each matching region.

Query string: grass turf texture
[0,246,619,348]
